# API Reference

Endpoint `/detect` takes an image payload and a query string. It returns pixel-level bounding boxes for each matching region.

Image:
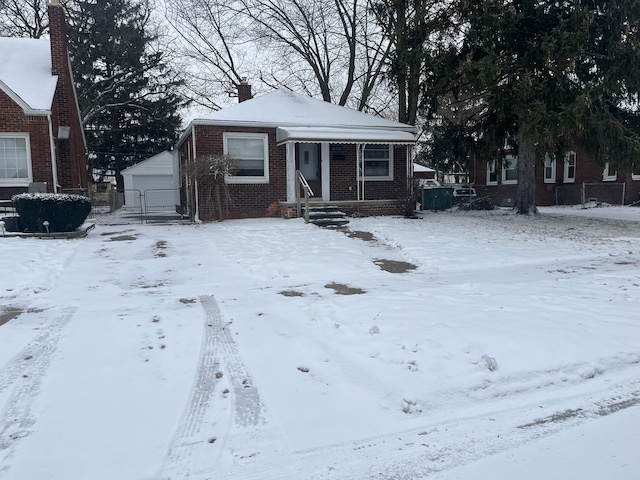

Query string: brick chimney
[48,0,68,78]
[238,79,252,103]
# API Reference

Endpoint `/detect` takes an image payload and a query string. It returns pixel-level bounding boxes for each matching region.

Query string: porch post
[321,143,330,201]
[286,142,296,202]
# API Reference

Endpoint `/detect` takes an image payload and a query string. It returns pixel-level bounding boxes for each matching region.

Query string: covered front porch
[276,126,416,207]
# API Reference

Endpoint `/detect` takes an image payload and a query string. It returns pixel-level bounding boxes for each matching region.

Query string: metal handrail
[296,170,314,223]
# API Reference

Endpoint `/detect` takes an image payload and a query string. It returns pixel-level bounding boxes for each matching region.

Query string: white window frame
[363,144,393,181]
[632,163,640,181]
[502,155,518,184]
[223,132,269,184]
[486,160,498,185]
[603,163,617,182]
[0,133,32,187]
[544,154,556,183]
[564,151,576,183]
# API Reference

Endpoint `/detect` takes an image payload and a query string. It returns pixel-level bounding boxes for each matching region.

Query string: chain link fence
[87,188,189,225]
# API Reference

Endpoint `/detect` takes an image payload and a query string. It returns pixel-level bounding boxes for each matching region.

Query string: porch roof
[276,126,416,145]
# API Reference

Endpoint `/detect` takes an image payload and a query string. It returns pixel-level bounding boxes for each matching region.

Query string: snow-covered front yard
[1,206,639,479]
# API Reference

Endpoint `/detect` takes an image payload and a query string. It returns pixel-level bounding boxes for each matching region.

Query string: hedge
[12,193,91,233]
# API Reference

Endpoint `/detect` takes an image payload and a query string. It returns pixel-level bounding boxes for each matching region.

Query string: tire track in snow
[156,296,222,479]
[211,381,640,480]
[156,295,267,479]
[0,306,76,479]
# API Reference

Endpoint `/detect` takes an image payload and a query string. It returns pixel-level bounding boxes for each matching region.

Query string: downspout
[47,113,59,193]
[192,124,201,223]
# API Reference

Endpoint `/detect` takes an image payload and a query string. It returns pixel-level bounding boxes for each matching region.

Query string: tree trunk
[515,123,537,214]
[214,183,224,221]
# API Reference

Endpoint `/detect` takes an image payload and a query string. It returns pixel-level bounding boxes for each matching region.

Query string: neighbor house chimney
[238,79,252,103]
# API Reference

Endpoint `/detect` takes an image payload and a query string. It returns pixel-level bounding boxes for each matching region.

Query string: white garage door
[132,175,176,208]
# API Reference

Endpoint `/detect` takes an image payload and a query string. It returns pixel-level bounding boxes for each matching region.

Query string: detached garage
[121,150,179,210]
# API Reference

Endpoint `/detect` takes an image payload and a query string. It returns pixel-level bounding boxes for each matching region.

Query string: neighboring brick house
[471,148,640,207]
[0,0,87,200]
[177,86,418,221]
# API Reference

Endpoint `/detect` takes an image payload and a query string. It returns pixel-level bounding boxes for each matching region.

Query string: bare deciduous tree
[0,0,49,38]
[165,0,392,113]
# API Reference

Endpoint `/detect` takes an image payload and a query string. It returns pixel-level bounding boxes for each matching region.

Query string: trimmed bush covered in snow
[12,193,91,233]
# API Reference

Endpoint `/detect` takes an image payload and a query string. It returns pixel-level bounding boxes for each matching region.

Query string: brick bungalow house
[472,148,640,207]
[176,86,418,221]
[0,0,87,200]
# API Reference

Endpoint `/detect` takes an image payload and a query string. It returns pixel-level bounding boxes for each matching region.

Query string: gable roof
[0,37,58,112]
[185,89,417,145]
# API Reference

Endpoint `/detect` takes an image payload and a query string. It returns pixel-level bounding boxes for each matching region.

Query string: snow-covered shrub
[12,193,91,233]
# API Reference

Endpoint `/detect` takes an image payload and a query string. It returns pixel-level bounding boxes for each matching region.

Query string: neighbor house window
[502,155,517,184]
[486,160,498,185]
[223,132,269,183]
[632,163,640,181]
[363,144,393,180]
[564,151,576,183]
[603,163,617,181]
[0,134,32,186]
[544,154,556,183]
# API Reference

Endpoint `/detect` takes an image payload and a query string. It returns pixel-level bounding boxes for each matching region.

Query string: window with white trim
[564,151,576,183]
[632,163,640,180]
[603,163,617,181]
[223,132,269,183]
[544,154,556,183]
[0,134,32,186]
[502,155,517,184]
[486,160,498,185]
[363,144,393,180]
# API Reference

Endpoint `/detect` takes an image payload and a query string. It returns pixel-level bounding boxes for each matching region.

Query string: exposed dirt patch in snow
[325,282,366,295]
[0,307,44,327]
[279,290,305,297]
[108,235,138,242]
[374,258,417,273]
[345,230,376,242]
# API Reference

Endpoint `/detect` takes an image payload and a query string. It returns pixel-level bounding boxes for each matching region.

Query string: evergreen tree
[431,0,640,213]
[66,0,186,188]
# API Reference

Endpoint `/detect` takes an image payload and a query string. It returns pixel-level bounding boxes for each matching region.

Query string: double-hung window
[544,154,556,183]
[363,144,393,180]
[502,155,518,184]
[0,134,31,186]
[223,132,269,183]
[564,151,576,183]
[487,160,498,185]
[603,163,617,181]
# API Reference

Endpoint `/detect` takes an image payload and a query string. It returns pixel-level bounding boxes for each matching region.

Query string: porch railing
[296,170,314,223]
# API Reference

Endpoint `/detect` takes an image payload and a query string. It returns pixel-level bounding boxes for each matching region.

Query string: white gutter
[47,113,59,193]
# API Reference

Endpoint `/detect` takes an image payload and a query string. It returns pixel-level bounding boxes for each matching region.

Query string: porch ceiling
[276,126,416,145]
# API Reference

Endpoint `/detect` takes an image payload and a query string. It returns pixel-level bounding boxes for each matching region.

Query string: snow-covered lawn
[1,206,639,479]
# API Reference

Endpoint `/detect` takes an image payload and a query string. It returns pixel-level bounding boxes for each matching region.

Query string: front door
[298,143,321,197]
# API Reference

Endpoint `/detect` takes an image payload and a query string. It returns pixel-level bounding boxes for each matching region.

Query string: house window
[544,154,556,183]
[0,134,32,186]
[632,163,640,181]
[363,144,393,180]
[564,151,576,183]
[223,132,269,183]
[502,155,517,184]
[603,163,617,181]
[486,160,498,185]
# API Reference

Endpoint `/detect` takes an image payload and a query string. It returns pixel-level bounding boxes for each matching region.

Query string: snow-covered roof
[276,126,416,145]
[121,151,176,176]
[0,37,58,112]
[413,163,435,172]
[186,89,417,144]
